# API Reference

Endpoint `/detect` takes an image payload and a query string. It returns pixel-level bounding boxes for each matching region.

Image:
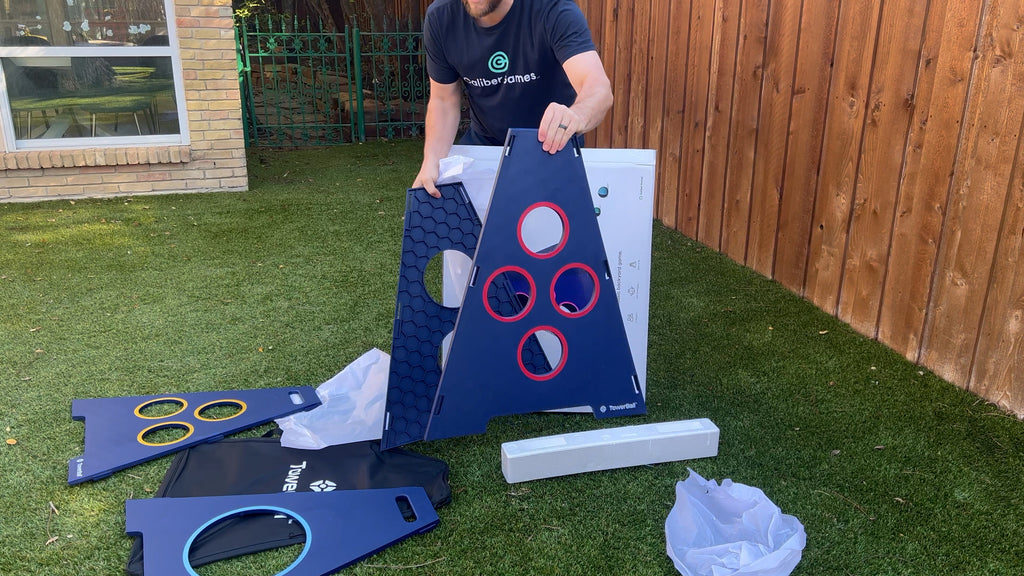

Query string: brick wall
[0,0,248,202]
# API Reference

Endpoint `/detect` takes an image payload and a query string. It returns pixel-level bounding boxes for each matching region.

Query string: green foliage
[0,141,1022,575]
[232,0,279,20]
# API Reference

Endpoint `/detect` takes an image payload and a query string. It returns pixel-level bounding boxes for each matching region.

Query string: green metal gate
[236,16,429,147]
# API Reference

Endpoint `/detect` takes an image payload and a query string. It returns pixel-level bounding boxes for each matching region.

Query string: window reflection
[3,56,178,139]
[0,0,168,47]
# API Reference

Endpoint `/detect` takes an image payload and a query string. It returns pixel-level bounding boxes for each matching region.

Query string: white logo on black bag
[309,479,336,492]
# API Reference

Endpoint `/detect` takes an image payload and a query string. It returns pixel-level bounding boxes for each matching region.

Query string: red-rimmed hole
[551,263,599,317]
[483,266,535,322]
[518,326,567,381]
[517,202,568,258]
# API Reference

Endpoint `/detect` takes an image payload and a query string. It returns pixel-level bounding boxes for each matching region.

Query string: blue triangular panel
[68,386,319,484]
[125,488,439,575]
[424,129,646,441]
[381,183,482,449]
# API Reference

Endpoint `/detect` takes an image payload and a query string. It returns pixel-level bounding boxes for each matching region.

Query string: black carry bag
[125,437,451,575]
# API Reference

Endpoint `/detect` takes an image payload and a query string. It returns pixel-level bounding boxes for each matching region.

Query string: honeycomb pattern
[383,183,482,449]
[520,333,555,376]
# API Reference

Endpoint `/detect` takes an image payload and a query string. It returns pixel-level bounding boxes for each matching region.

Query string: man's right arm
[413,79,463,198]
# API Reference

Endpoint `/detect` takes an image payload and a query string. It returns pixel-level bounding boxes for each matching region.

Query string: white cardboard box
[439,145,656,405]
[501,419,720,483]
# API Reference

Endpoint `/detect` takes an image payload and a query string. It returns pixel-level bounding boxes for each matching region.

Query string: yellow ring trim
[137,421,195,447]
[134,397,188,419]
[193,399,248,422]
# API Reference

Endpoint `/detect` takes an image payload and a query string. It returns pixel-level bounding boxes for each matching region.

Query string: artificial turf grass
[0,140,1020,575]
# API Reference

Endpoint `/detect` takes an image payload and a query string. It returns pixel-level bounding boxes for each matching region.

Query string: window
[0,0,187,150]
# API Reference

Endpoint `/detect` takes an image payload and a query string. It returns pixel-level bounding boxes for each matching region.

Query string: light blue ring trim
[182,506,311,576]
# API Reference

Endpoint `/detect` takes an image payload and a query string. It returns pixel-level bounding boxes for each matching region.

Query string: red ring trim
[517,326,567,381]
[482,266,536,323]
[551,263,600,318]
[516,202,569,259]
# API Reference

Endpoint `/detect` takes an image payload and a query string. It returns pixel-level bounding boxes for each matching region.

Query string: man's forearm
[421,95,463,169]
[569,75,613,134]
[414,80,463,195]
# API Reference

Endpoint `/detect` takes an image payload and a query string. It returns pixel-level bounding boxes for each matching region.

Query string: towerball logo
[309,479,336,492]
[488,51,509,73]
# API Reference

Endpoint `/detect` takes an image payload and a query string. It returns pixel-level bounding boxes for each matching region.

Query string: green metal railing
[236,16,428,147]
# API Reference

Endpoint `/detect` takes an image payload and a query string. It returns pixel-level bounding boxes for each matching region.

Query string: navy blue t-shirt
[424,0,596,145]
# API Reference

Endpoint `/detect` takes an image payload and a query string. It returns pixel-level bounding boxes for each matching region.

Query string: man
[412,0,613,197]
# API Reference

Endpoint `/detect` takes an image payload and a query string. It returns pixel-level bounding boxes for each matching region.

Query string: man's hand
[413,163,441,198]
[414,79,463,198]
[537,51,613,154]
[538,103,583,154]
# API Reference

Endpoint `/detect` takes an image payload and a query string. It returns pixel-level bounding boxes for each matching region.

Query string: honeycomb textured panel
[382,183,482,449]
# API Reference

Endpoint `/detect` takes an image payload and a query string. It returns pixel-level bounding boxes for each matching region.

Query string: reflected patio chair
[17,102,56,138]
[5,35,63,138]
[81,96,153,136]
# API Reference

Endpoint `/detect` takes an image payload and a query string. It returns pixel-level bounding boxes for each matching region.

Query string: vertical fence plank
[878,0,986,360]
[579,0,610,146]
[698,0,744,251]
[627,0,653,149]
[611,0,636,148]
[837,0,930,336]
[675,0,716,237]
[746,0,803,274]
[595,0,617,148]
[971,114,1024,415]
[804,0,883,315]
[720,0,769,262]
[644,0,673,152]
[657,0,694,227]
[773,0,840,293]
[922,0,1024,386]
[579,0,603,50]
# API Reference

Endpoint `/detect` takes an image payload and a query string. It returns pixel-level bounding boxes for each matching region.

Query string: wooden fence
[577,0,1024,416]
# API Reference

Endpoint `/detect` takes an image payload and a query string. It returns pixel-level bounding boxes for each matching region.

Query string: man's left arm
[538,50,613,153]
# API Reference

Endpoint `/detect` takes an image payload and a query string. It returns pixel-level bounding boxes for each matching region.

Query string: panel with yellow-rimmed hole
[194,399,247,422]
[134,397,188,419]
[69,386,320,485]
[137,421,195,447]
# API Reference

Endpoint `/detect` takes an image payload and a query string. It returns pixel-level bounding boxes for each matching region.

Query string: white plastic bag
[436,154,498,216]
[437,154,498,311]
[665,469,806,576]
[275,348,390,449]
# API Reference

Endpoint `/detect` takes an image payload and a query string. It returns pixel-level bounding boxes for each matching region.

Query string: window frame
[0,0,189,152]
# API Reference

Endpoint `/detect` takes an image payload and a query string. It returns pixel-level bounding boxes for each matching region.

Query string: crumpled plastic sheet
[665,469,806,576]
[275,348,389,449]
[437,154,497,216]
